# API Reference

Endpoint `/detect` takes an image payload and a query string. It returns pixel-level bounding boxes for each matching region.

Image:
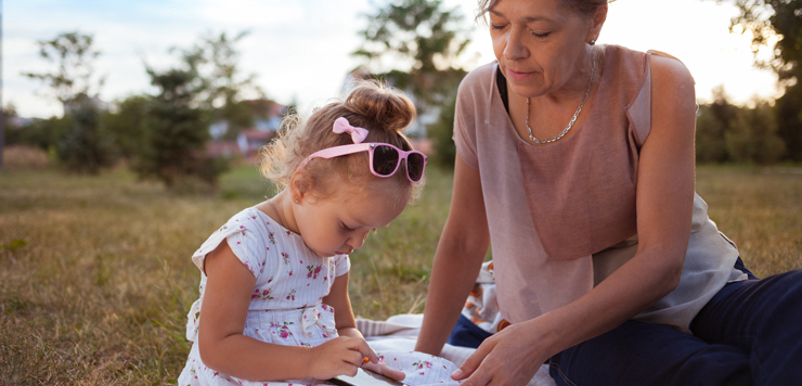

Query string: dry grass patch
[2,146,49,171]
[0,165,800,384]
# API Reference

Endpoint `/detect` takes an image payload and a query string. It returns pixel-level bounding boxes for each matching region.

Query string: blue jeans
[549,258,802,385]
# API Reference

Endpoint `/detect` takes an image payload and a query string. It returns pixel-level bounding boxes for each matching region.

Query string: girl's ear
[289,170,311,204]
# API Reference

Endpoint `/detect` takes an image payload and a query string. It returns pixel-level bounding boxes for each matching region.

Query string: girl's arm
[322,269,407,381]
[415,153,491,356]
[198,241,373,381]
[322,272,358,337]
[452,54,698,385]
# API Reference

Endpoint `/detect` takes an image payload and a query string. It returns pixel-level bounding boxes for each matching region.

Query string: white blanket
[357,314,555,386]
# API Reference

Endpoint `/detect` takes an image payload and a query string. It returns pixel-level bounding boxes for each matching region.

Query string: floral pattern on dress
[180,206,351,386]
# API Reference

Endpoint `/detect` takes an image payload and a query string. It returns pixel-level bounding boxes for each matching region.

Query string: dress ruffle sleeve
[333,254,350,277]
[191,220,267,281]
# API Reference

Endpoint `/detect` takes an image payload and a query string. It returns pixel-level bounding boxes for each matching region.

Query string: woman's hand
[451,321,548,386]
[307,336,378,380]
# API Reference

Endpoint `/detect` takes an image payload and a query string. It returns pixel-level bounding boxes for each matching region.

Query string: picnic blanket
[357,314,554,386]
[357,261,555,386]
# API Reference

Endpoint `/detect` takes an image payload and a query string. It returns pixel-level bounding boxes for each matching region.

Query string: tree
[103,95,149,159]
[427,93,458,167]
[353,0,471,106]
[718,0,802,161]
[22,31,104,109]
[725,98,785,164]
[22,31,115,173]
[197,31,263,140]
[56,94,117,173]
[696,86,738,163]
[133,45,227,190]
[353,0,472,164]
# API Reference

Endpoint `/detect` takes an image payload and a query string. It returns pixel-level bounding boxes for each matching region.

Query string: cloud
[196,0,305,26]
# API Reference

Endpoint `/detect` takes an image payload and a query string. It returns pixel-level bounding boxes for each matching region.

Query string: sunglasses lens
[407,152,425,182]
[373,145,400,176]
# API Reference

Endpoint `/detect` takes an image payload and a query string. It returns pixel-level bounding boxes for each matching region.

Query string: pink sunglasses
[298,142,427,183]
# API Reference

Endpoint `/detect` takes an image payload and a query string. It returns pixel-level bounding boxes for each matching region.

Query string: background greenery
[1,163,800,384]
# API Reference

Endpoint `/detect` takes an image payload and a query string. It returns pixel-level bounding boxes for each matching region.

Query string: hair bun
[344,81,416,133]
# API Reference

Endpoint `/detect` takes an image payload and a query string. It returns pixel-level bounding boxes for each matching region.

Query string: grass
[0,164,800,384]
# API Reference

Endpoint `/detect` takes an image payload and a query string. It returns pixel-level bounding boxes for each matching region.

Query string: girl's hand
[362,360,407,382]
[308,336,378,380]
[451,322,546,385]
[332,327,405,381]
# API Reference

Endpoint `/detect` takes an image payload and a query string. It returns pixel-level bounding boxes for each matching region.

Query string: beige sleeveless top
[453,44,744,333]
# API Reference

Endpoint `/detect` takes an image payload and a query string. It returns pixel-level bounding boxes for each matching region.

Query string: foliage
[56,94,118,174]
[696,86,786,164]
[197,31,264,140]
[696,86,738,163]
[103,95,149,159]
[725,99,785,164]
[353,0,471,121]
[21,31,116,173]
[774,81,802,161]
[21,31,104,106]
[4,115,71,152]
[717,0,802,161]
[132,47,228,189]
[427,94,458,167]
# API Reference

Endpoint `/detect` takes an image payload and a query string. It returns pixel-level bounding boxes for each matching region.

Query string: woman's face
[488,0,597,98]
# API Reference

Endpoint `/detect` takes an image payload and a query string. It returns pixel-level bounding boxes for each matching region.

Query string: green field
[1,165,800,384]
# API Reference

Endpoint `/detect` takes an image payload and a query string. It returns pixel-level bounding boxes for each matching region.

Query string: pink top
[453,45,743,333]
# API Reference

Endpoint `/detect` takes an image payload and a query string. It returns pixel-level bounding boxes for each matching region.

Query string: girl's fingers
[351,339,379,364]
[362,362,406,382]
[379,364,406,381]
[343,349,365,366]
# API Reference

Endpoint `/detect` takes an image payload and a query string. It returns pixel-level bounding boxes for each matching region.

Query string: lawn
[1,164,800,384]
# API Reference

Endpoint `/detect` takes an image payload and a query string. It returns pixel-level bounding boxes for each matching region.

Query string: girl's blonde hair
[260,80,421,205]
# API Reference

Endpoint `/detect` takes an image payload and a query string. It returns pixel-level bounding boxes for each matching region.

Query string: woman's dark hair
[477,0,612,20]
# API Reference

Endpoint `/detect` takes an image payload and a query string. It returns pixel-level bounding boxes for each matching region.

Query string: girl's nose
[348,231,370,249]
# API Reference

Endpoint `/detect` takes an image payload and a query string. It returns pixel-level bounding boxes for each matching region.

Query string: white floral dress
[178,206,350,386]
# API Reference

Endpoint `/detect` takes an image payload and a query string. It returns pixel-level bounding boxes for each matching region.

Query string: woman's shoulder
[459,61,498,93]
[604,44,690,79]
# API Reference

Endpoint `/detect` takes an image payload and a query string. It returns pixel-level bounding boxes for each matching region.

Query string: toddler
[178,81,427,385]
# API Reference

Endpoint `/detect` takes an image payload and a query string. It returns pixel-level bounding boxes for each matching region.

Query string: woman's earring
[589,39,596,46]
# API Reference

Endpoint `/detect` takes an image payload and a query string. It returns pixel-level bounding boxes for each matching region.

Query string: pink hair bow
[332,117,369,144]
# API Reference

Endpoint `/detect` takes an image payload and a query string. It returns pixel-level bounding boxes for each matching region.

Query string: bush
[56,94,118,174]
[725,100,786,164]
[427,94,458,168]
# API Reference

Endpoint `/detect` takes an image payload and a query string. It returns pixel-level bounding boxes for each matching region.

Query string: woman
[414,0,802,385]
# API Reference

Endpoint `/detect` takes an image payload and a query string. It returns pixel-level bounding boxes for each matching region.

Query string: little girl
[178,81,428,385]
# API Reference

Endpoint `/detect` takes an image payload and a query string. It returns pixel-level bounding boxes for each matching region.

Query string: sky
[3,0,781,119]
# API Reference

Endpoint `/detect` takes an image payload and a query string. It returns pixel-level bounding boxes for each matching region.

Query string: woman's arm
[198,242,373,381]
[415,153,491,356]
[453,54,698,385]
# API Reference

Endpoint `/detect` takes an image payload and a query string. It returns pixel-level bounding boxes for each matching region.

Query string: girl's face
[488,0,597,98]
[293,183,408,258]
